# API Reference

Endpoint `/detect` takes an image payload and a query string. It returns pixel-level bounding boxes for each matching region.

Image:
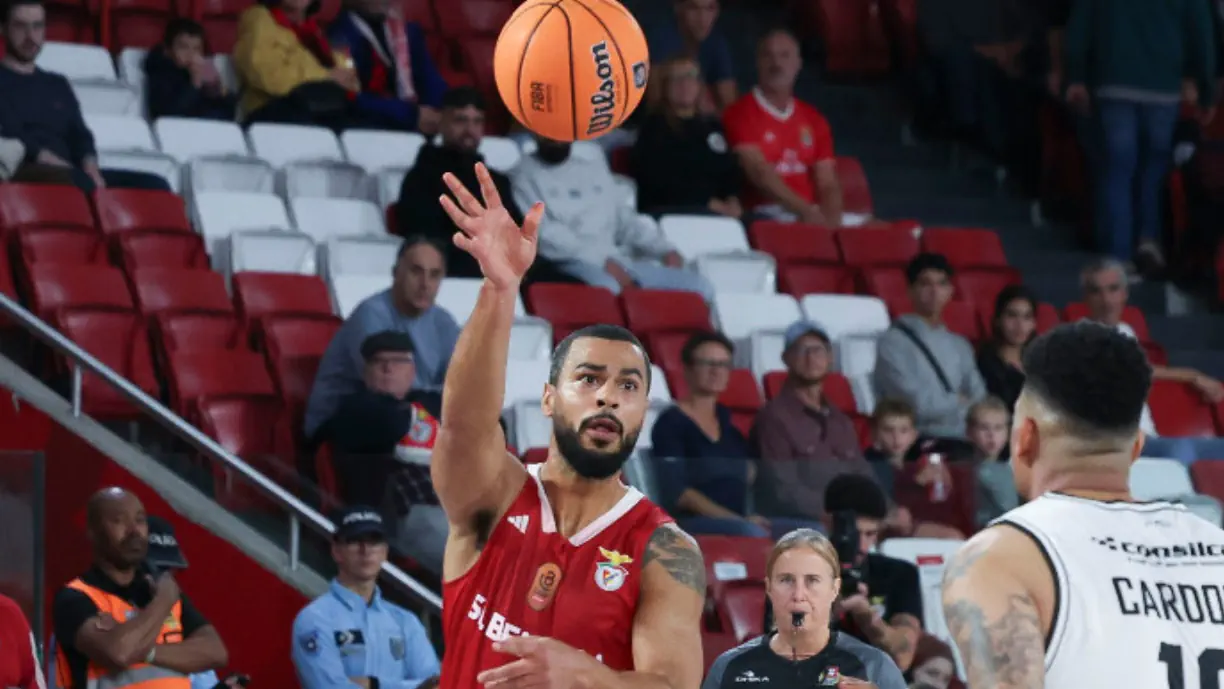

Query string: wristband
[145,647,157,664]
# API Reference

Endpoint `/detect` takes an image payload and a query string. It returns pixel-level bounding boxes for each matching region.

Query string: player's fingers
[476,658,534,685]
[521,202,544,243]
[443,172,484,217]
[492,635,543,658]
[475,162,503,209]
[439,194,473,232]
[452,231,474,254]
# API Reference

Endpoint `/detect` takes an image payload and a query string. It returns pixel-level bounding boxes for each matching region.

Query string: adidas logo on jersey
[508,515,529,534]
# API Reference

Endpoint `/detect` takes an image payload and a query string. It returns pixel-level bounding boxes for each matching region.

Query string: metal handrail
[0,292,442,611]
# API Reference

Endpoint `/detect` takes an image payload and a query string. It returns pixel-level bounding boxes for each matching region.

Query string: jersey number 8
[1158,643,1224,689]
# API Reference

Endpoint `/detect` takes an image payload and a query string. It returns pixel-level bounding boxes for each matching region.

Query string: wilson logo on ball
[587,41,617,136]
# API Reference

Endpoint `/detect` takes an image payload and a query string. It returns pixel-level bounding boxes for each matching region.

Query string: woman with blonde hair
[702,529,907,689]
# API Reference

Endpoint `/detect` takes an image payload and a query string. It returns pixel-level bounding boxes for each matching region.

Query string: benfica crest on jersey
[594,547,633,592]
[817,666,840,686]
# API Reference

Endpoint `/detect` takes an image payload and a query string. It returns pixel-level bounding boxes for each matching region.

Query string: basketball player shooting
[941,322,1224,688]
[430,163,706,689]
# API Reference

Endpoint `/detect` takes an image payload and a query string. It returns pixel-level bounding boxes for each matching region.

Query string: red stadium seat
[155,313,245,353]
[271,355,322,425]
[132,268,233,316]
[27,264,133,323]
[166,348,277,419]
[56,308,159,419]
[115,231,210,271]
[526,284,624,344]
[0,241,16,301]
[921,227,1009,269]
[0,184,94,234]
[861,267,908,304]
[721,584,767,643]
[232,273,334,321]
[17,227,107,267]
[95,189,192,235]
[1148,381,1217,438]
[621,289,712,338]
[702,632,739,671]
[262,315,341,362]
[403,0,436,31]
[836,157,874,217]
[835,226,917,267]
[879,0,919,67]
[1190,460,1224,503]
[1035,302,1061,334]
[1061,303,1150,341]
[747,221,841,265]
[194,0,247,51]
[43,0,95,42]
[695,535,770,593]
[777,264,856,297]
[954,269,1020,315]
[436,0,514,36]
[199,396,298,511]
[521,447,548,465]
[647,331,689,372]
[103,0,174,48]
[668,368,763,413]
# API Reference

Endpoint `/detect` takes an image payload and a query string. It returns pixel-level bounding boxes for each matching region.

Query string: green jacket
[1065,0,1216,107]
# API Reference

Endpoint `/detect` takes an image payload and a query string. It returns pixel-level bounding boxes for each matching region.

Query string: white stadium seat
[281,160,375,201]
[510,400,551,450]
[289,197,385,242]
[86,114,157,152]
[98,151,181,193]
[879,538,967,677]
[213,54,240,97]
[228,230,317,276]
[117,47,147,90]
[194,191,292,258]
[659,214,751,260]
[38,42,116,80]
[377,167,408,211]
[73,82,141,115]
[155,118,251,162]
[800,294,890,340]
[340,130,426,173]
[1129,458,1196,501]
[712,293,802,341]
[322,236,402,278]
[436,277,527,322]
[503,359,552,407]
[330,274,390,318]
[479,136,521,172]
[435,279,549,361]
[747,329,786,382]
[248,123,343,167]
[694,253,776,294]
[648,365,672,402]
[508,320,553,362]
[187,156,276,198]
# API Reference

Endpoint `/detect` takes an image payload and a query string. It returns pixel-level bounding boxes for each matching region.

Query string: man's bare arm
[941,534,1045,689]
[734,146,812,215]
[812,159,844,225]
[149,625,229,674]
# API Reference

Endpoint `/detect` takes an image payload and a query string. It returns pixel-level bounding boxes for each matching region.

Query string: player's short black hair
[680,330,734,366]
[1021,321,1152,437]
[548,324,651,388]
[905,252,954,284]
[823,474,889,520]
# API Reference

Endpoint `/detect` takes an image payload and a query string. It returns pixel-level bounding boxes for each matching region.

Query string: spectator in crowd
[292,507,439,689]
[723,28,846,225]
[630,56,742,218]
[975,284,1038,411]
[53,488,228,689]
[0,592,44,689]
[144,19,236,121]
[510,137,714,300]
[326,0,447,134]
[1064,0,1215,274]
[864,399,965,540]
[905,635,958,689]
[645,0,737,113]
[145,517,249,689]
[750,320,880,521]
[305,237,458,443]
[395,88,572,285]
[0,0,171,192]
[323,330,448,573]
[967,397,1019,528]
[1078,257,1224,461]
[874,253,986,438]
[824,474,923,674]
[233,0,362,127]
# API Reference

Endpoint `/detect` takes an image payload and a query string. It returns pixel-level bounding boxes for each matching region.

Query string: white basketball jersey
[993,492,1224,689]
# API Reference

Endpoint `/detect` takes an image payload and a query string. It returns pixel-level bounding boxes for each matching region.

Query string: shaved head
[86,487,149,571]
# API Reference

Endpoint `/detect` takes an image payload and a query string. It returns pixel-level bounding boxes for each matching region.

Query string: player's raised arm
[941,527,1048,689]
[432,163,543,531]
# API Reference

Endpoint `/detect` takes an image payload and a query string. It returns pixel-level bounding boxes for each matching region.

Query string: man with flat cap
[52,488,228,689]
[292,507,439,689]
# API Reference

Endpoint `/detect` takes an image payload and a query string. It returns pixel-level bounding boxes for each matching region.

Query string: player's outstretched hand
[477,636,595,689]
[439,162,543,291]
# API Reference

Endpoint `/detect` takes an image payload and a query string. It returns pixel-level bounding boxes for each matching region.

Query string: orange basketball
[493,0,650,142]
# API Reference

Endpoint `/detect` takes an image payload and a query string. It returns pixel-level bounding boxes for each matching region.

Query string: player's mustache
[580,413,623,434]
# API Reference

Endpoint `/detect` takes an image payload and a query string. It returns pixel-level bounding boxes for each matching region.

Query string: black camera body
[830,511,867,598]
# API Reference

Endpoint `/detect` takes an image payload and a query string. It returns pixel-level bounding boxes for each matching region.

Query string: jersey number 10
[1158,643,1224,689]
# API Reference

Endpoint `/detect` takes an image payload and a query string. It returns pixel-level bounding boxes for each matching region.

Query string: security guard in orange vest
[52,487,229,689]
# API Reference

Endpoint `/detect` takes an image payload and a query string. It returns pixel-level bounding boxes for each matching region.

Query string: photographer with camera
[52,488,228,689]
[703,529,906,689]
[823,474,924,674]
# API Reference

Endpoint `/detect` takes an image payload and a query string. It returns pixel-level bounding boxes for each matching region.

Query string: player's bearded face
[552,408,641,480]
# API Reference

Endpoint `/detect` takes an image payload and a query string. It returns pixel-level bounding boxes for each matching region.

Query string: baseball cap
[333,506,387,541]
[783,319,831,352]
[146,516,189,569]
[360,330,415,362]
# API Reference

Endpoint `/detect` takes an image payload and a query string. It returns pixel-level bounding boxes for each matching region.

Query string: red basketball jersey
[440,464,672,688]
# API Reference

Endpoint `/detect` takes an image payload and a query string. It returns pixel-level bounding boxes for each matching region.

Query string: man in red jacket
[0,592,44,689]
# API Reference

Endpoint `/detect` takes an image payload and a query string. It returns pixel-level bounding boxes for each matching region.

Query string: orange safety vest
[54,578,190,689]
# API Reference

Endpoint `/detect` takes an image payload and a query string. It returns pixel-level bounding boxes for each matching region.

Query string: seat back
[95,189,191,234]
[116,231,209,271]
[228,230,317,276]
[247,123,343,167]
[233,272,333,320]
[659,215,750,259]
[712,292,802,340]
[340,130,426,172]
[1130,458,1196,500]
[132,268,233,315]
[289,197,385,241]
[262,315,342,360]
[29,264,133,320]
[154,117,250,161]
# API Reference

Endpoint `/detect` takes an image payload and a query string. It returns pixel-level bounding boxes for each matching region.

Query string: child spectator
[967,396,1020,528]
[144,19,236,120]
[864,399,965,540]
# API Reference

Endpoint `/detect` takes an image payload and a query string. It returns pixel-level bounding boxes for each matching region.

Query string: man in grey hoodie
[510,137,715,300]
[872,253,986,437]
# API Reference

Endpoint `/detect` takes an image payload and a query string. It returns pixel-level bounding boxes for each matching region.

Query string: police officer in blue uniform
[292,507,440,689]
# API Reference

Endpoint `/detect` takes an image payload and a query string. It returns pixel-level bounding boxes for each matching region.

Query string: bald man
[52,488,228,689]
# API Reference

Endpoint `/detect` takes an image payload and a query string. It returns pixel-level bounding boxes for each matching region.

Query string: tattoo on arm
[642,524,706,596]
[944,593,1045,689]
